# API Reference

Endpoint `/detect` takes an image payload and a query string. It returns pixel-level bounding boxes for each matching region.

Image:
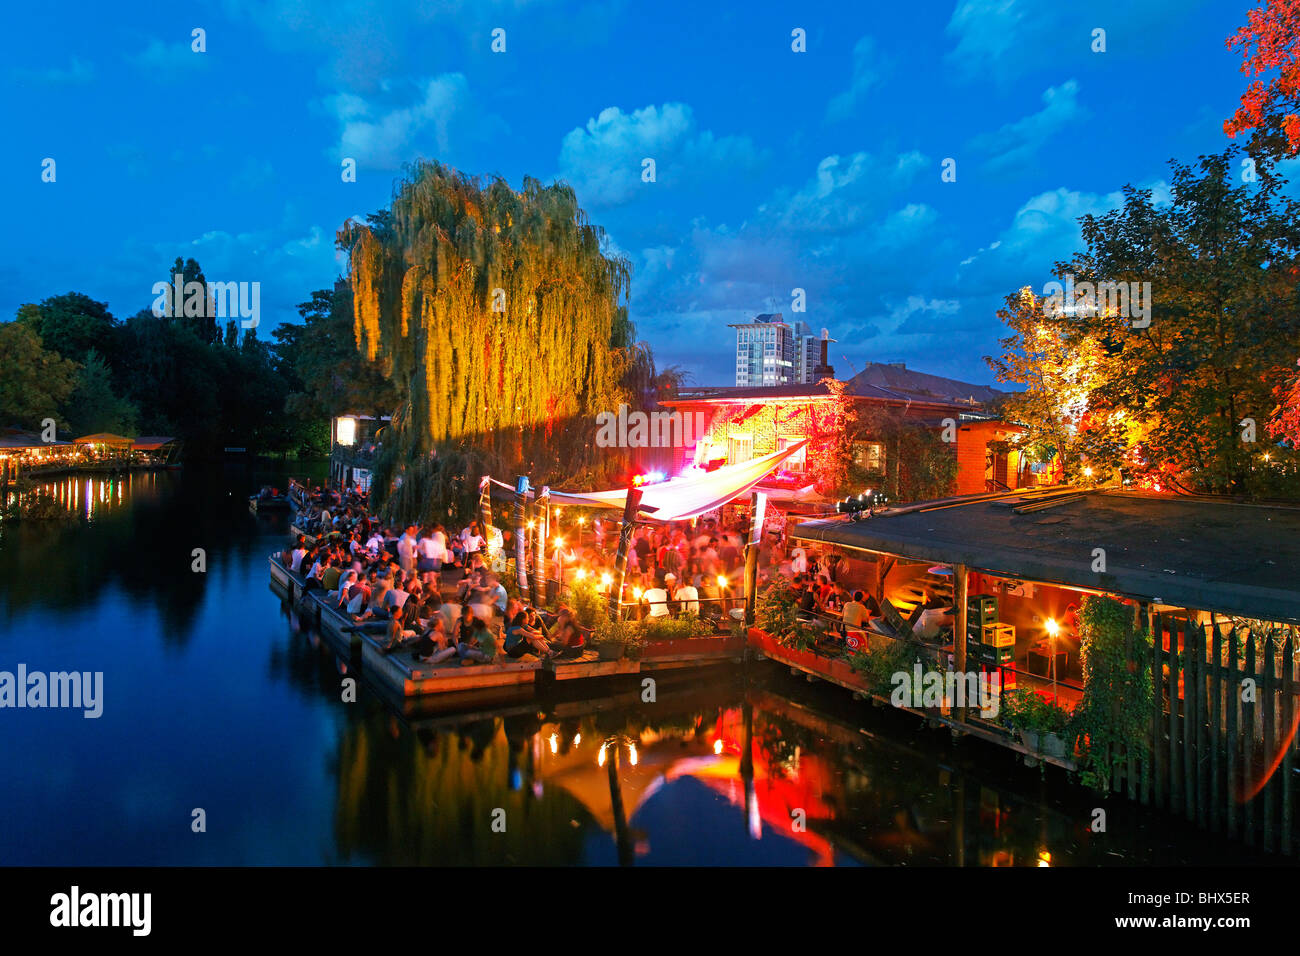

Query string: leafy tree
[989,148,1300,497]
[16,292,121,367]
[1225,0,1300,157]
[0,322,80,430]
[63,349,139,436]
[338,161,645,521]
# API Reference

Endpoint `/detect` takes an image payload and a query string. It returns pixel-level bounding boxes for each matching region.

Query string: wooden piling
[1227,628,1239,839]
[1245,635,1256,847]
[1210,619,1222,833]
[1264,635,1276,852]
[1283,635,1294,855]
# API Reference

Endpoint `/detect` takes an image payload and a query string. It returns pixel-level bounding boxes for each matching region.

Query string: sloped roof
[792,490,1300,623]
[846,363,1003,406]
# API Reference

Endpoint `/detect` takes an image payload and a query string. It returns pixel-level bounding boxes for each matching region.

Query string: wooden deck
[269,554,746,699]
[543,651,641,681]
[357,629,542,697]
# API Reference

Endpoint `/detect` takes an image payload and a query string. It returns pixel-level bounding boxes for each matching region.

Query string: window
[853,441,886,473]
[729,434,754,464]
[778,437,807,473]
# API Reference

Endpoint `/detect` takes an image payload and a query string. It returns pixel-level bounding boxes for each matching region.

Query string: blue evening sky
[1,0,1267,387]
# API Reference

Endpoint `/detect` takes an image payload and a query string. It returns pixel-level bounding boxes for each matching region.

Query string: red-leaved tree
[1226,0,1300,155]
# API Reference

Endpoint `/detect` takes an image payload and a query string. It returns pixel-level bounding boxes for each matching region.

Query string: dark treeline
[0,257,395,460]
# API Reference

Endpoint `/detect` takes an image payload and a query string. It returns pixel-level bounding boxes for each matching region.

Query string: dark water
[0,467,1277,866]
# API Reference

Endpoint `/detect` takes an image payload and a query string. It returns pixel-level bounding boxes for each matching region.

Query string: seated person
[504,605,552,659]
[643,581,670,618]
[379,603,420,654]
[674,579,700,616]
[841,590,872,632]
[457,618,498,665]
[413,617,458,664]
[548,605,588,659]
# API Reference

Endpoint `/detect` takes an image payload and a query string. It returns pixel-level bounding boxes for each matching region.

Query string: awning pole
[513,477,530,601]
[610,487,644,620]
[743,491,767,625]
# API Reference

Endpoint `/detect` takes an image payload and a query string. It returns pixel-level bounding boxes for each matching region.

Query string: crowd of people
[280,485,589,666]
[278,481,898,663]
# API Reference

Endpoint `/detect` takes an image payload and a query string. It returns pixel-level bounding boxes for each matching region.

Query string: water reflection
[0,464,1272,866]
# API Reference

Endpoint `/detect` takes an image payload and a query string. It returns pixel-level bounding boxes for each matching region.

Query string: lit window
[336,417,357,446]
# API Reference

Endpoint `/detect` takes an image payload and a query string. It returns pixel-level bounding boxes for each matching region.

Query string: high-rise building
[729,313,834,386]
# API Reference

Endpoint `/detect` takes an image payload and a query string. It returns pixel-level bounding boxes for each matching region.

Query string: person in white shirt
[674,580,700,616]
[644,580,670,617]
[365,531,384,559]
[396,524,418,574]
[290,545,308,573]
[461,522,485,556]
[416,527,442,586]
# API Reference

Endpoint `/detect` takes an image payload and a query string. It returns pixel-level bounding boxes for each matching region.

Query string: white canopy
[542,440,808,521]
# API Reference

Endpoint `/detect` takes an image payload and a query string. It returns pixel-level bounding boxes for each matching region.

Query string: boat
[249,494,293,513]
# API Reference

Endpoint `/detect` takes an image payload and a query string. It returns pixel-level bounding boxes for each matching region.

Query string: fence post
[1210,618,1222,833]
[1227,627,1239,840]
[1245,635,1256,848]
[1283,635,1294,856]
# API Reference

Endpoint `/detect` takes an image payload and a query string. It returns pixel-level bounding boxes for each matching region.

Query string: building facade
[730,314,832,387]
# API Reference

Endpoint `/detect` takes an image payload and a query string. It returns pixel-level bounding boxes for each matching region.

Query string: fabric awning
[74,433,134,446]
[543,440,808,521]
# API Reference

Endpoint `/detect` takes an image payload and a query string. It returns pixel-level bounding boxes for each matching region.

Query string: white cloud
[826,35,888,122]
[970,80,1085,174]
[325,74,501,170]
[760,151,929,234]
[558,103,763,207]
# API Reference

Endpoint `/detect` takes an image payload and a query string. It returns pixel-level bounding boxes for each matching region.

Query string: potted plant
[1001,689,1073,757]
[594,617,642,661]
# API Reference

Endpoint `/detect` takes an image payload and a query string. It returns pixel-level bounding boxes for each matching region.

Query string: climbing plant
[1070,595,1155,789]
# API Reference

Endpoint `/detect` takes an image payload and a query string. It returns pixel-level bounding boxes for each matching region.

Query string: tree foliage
[338,160,648,520]
[1225,0,1300,157]
[0,322,80,430]
[989,148,1300,497]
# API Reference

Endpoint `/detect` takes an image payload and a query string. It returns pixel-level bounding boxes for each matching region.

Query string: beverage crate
[967,594,998,625]
[981,622,1015,648]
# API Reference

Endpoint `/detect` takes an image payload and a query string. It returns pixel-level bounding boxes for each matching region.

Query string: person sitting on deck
[290,536,308,573]
[503,600,552,659]
[547,605,587,659]
[414,617,458,664]
[379,602,420,654]
[321,559,344,596]
[485,575,508,617]
[457,617,498,665]
[303,553,330,592]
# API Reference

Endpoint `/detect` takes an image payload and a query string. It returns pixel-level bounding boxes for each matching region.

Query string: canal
[0,466,1274,865]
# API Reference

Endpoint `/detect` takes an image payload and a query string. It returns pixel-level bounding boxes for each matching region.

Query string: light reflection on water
[0,466,1271,866]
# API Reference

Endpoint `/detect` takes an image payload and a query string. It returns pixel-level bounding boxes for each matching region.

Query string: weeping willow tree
[338,161,649,523]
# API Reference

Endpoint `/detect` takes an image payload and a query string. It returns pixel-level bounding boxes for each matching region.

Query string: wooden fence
[1110,611,1297,854]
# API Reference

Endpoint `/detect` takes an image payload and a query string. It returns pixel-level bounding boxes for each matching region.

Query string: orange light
[575,568,587,580]
[716,575,728,589]
[714,739,723,755]
[600,573,612,588]
[1045,618,1059,638]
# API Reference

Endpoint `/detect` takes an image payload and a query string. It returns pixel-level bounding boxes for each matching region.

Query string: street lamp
[1045,617,1060,705]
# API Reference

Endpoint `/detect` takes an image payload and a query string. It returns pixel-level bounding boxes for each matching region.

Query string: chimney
[814,328,834,380]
